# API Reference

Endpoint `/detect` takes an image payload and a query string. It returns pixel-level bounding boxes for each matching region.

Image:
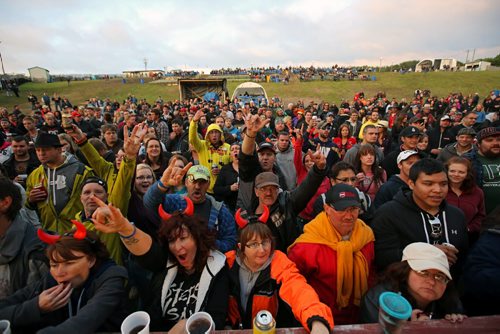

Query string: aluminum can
[253,310,275,334]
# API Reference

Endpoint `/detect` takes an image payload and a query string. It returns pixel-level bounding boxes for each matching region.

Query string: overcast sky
[2,0,499,74]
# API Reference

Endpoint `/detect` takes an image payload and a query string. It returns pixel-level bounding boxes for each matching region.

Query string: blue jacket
[144,182,237,252]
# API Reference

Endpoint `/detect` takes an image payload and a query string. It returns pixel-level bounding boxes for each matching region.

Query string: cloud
[1,0,499,74]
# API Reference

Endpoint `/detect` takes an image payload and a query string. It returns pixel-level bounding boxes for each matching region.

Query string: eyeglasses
[136,175,154,181]
[428,216,442,240]
[245,239,272,250]
[336,177,357,183]
[413,270,450,284]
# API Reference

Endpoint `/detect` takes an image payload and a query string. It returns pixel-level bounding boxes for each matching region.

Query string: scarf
[289,212,374,308]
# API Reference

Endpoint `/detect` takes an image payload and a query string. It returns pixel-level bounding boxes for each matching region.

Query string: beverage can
[253,310,275,334]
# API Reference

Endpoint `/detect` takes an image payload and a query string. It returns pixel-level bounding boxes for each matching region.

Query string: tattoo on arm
[124,237,140,245]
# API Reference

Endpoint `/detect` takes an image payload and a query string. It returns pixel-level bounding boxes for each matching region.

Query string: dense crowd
[0,88,498,333]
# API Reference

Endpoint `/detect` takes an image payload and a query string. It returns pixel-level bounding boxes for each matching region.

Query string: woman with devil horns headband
[225,208,334,333]
[90,195,229,332]
[0,220,128,333]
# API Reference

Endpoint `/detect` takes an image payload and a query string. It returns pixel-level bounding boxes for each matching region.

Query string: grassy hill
[1,71,499,112]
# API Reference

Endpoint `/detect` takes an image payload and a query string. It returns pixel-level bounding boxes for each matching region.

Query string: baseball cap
[34,132,64,148]
[71,111,82,118]
[397,150,420,164]
[326,112,334,117]
[440,115,451,121]
[82,176,108,192]
[324,184,361,211]
[255,172,279,189]
[457,127,476,136]
[257,142,275,153]
[402,242,452,280]
[399,126,422,138]
[476,126,499,142]
[186,165,210,181]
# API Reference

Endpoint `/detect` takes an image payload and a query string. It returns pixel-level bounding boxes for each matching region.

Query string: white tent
[231,82,268,103]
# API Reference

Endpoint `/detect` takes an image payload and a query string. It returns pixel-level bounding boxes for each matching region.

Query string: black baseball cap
[324,184,361,211]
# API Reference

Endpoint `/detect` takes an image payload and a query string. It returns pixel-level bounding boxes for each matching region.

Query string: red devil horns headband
[37,220,88,245]
[235,205,270,229]
[158,196,195,221]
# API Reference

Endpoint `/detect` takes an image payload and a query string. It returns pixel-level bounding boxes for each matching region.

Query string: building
[463,61,491,71]
[415,59,458,72]
[28,66,50,83]
[122,70,165,78]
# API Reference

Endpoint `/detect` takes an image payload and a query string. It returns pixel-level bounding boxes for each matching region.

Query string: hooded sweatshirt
[189,121,231,193]
[26,154,94,233]
[372,188,468,277]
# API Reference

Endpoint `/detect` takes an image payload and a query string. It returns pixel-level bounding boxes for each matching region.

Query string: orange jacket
[225,250,334,332]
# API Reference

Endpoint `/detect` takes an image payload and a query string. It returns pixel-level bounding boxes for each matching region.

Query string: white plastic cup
[121,311,150,334]
[0,320,11,334]
[185,312,215,334]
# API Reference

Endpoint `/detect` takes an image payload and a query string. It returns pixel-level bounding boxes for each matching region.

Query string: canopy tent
[231,82,269,105]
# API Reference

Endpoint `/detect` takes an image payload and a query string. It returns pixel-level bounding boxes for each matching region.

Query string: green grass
[2,71,499,112]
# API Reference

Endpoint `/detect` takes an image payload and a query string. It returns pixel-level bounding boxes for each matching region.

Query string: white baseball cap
[402,242,452,280]
[397,150,420,164]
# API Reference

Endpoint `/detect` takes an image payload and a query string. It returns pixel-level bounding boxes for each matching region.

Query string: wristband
[158,180,168,189]
[245,132,256,139]
[119,222,137,239]
[74,135,88,146]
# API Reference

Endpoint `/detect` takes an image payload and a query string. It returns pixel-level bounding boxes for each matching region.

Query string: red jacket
[288,241,375,325]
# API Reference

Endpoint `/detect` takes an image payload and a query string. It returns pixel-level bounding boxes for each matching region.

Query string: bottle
[61,108,73,129]
[378,292,412,334]
[253,310,275,334]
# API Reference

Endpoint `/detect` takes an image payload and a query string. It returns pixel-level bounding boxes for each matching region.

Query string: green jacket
[26,155,94,233]
[78,141,134,215]
[77,141,137,265]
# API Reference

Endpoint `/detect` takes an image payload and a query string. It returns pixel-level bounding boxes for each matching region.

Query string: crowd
[0,88,498,333]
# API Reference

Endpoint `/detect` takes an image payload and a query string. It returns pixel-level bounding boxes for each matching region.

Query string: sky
[1,0,499,75]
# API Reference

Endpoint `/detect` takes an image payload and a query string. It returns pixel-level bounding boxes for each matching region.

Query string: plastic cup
[0,320,11,334]
[121,311,150,334]
[378,292,412,334]
[186,312,215,334]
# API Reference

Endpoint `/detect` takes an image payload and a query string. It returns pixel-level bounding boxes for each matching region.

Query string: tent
[203,92,219,102]
[231,82,268,105]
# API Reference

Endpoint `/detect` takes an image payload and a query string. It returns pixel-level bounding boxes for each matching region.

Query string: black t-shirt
[162,270,202,326]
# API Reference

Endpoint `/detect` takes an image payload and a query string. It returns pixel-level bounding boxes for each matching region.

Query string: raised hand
[65,124,85,142]
[193,109,205,122]
[308,144,327,170]
[91,195,132,235]
[123,122,148,159]
[159,157,193,190]
[244,112,270,137]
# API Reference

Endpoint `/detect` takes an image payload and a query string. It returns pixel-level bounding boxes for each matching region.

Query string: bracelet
[119,222,137,239]
[245,132,256,139]
[158,180,168,189]
[74,135,88,146]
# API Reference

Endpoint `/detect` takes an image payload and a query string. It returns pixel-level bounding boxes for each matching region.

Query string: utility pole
[143,58,148,71]
[379,57,383,72]
[471,48,476,62]
[0,41,6,75]
[465,49,469,63]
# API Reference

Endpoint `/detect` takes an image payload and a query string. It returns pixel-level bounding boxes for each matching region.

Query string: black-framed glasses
[413,270,450,284]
